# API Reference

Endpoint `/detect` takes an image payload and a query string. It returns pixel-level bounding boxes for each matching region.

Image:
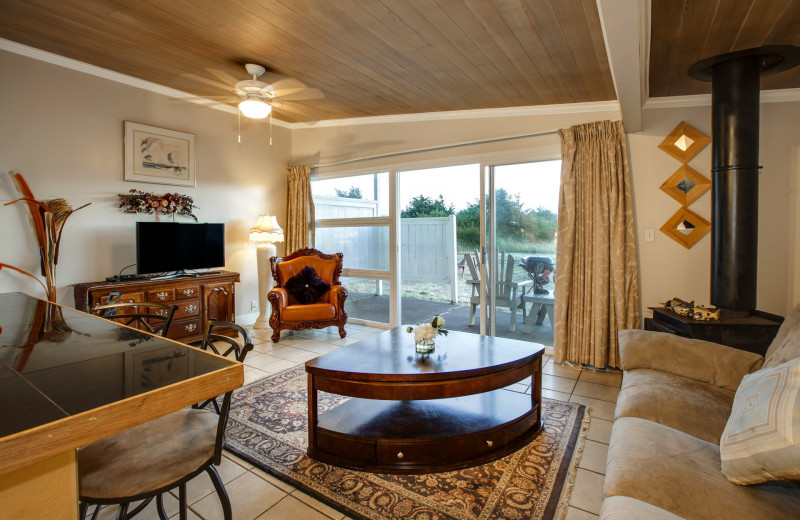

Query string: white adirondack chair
[465,251,532,331]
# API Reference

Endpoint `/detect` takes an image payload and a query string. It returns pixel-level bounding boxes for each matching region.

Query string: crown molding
[289,100,621,129]
[644,88,800,109]
[0,38,293,129]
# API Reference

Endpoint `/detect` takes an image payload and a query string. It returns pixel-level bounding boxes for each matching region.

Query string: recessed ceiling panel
[0,0,617,123]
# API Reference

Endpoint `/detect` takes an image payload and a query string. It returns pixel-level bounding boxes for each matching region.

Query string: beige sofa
[600,305,800,519]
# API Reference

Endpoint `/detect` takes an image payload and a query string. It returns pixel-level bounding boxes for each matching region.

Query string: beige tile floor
[88,324,621,520]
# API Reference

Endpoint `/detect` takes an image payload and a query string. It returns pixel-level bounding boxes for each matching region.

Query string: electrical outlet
[251,299,258,310]
[645,228,655,242]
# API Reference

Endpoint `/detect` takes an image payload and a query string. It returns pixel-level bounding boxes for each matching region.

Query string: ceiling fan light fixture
[239,98,271,119]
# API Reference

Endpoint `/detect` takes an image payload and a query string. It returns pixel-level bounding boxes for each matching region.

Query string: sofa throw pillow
[763,320,800,368]
[720,356,800,485]
[284,265,331,305]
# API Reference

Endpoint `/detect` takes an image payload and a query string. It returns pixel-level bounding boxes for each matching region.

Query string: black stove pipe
[689,46,800,312]
[709,55,761,311]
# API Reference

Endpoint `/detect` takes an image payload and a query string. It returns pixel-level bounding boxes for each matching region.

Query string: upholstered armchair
[267,248,348,342]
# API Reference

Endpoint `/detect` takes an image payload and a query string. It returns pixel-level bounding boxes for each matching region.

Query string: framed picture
[124,121,196,187]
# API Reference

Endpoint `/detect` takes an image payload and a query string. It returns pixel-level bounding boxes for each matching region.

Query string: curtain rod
[312,128,560,169]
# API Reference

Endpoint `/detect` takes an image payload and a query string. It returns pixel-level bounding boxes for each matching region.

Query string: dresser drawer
[170,299,201,320]
[168,317,202,339]
[148,288,175,303]
[96,291,145,305]
[175,285,200,300]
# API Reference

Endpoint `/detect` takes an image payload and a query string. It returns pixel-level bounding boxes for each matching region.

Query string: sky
[312,159,562,215]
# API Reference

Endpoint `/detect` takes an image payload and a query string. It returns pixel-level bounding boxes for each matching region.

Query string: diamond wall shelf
[660,207,711,249]
[658,121,711,163]
[659,164,712,206]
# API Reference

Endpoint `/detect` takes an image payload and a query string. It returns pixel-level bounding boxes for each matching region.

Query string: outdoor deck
[346,294,554,346]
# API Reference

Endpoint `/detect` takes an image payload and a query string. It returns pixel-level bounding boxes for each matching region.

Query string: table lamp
[250,214,284,329]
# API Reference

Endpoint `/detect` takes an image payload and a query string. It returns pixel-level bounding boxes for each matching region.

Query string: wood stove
[646,46,800,356]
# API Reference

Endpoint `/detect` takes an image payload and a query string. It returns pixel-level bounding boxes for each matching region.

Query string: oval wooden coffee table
[305,328,544,473]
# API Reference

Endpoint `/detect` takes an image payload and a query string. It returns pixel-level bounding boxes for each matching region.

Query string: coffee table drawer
[376,433,501,466]
[502,406,541,444]
[315,430,376,465]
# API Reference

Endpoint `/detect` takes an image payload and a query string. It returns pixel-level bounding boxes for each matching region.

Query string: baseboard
[236,312,259,325]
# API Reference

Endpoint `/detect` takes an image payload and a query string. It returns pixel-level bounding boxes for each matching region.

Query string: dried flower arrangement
[1,171,90,302]
[118,189,197,221]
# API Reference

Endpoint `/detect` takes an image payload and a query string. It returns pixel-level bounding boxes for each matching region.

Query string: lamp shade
[239,99,272,119]
[250,214,284,243]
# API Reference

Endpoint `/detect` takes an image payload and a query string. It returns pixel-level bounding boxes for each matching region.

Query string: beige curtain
[285,165,315,254]
[554,120,640,368]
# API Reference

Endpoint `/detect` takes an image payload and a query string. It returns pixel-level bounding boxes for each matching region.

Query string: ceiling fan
[180,63,325,121]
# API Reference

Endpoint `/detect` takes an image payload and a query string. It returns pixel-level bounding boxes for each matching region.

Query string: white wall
[0,50,291,319]
[291,107,620,173]
[627,101,800,316]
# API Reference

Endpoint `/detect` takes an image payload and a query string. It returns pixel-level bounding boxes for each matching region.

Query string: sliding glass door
[481,160,560,345]
[310,157,559,344]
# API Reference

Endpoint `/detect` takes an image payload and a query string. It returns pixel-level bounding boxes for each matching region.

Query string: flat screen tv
[136,222,225,277]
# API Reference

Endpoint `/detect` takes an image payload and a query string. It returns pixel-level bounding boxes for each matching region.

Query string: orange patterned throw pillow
[284,265,331,305]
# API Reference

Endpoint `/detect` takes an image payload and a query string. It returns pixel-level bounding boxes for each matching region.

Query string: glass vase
[415,338,435,354]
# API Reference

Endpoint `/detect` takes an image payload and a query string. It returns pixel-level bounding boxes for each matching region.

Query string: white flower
[414,323,437,341]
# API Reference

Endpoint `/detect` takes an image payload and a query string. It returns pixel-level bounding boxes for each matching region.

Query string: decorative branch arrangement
[1,171,90,302]
[118,189,198,221]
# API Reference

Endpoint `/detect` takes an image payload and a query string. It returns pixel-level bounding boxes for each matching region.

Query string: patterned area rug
[225,366,587,520]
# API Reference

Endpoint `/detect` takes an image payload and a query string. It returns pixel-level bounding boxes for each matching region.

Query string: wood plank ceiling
[0,1,798,123]
[0,0,615,123]
[650,0,800,97]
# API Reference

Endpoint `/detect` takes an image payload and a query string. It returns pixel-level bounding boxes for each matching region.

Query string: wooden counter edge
[0,361,242,476]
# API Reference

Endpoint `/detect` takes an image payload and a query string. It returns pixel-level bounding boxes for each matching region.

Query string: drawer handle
[155,310,168,317]
[396,452,404,460]
[486,440,493,447]
[183,289,195,296]
[185,304,197,313]
[156,291,169,300]
[185,324,197,332]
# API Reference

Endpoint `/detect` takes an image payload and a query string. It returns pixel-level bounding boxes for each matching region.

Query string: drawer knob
[156,291,169,300]
[486,440,493,447]
[183,289,195,296]
[185,324,197,332]
[185,304,197,313]
[155,310,168,317]
[396,452,404,460]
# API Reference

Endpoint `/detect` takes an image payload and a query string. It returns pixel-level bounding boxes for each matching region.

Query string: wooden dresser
[74,271,240,343]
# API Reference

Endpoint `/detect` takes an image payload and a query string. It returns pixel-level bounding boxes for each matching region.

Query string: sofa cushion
[604,417,800,520]
[282,302,336,322]
[764,302,800,366]
[720,357,800,485]
[284,265,331,304]
[615,369,735,443]
[764,319,800,369]
[619,329,763,391]
[600,496,685,520]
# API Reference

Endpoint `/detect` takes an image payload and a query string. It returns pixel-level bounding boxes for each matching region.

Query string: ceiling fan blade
[180,73,231,92]
[267,77,309,91]
[272,87,325,101]
[196,95,242,102]
[205,68,239,86]
[169,98,234,110]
